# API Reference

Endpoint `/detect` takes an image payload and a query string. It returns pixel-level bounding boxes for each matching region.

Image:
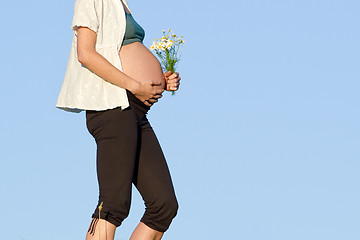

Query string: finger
[166,79,179,84]
[168,74,177,80]
[171,72,179,78]
[165,83,175,90]
[143,101,152,107]
[151,94,163,101]
[163,71,172,78]
[168,81,179,87]
[155,88,165,95]
[151,81,162,86]
[171,72,179,77]
[167,84,177,90]
[172,76,181,82]
[166,72,178,80]
[147,98,159,104]
[152,94,162,100]
[169,84,177,90]
[170,83,180,91]
[165,84,173,91]
[146,99,156,104]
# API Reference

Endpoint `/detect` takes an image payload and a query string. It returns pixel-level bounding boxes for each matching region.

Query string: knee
[166,197,179,219]
[158,196,179,220]
[142,196,179,232]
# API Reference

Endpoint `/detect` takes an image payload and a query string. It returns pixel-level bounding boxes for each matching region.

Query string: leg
[130,117,179,239]
[129,222,163,240]
[85,218,116,240]
[85,107,140,240]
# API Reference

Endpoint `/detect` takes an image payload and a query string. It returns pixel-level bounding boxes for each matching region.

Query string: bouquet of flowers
[149,29,185,95]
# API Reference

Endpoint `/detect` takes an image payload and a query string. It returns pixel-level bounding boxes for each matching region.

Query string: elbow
[77,50,89,66]
[77,48,95,66]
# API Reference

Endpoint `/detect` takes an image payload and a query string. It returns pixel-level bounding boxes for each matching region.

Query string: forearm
[78,50,139,92]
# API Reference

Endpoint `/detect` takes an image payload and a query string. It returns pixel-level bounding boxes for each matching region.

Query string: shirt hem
[55,104,130,113]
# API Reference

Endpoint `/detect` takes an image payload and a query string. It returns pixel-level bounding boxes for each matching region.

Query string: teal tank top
[122,12,145,46]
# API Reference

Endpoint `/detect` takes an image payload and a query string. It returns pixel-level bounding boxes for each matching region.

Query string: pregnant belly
[119,42,165,90]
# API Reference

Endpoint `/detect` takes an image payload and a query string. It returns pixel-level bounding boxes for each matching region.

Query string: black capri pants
[85,90,178,233]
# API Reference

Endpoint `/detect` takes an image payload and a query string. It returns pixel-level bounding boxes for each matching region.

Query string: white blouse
[56,0,133,113]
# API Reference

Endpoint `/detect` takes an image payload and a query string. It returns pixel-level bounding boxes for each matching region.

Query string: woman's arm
[76,27,163,106]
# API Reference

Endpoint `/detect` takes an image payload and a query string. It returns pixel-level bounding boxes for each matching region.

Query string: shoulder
[74,0,104,11]
[72,0,109,20]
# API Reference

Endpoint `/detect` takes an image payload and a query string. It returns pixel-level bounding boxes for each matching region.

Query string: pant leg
[86,107,140,228]
[133,115,179,233]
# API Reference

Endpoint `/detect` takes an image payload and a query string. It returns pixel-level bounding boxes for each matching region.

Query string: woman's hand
[163,71,181,92]
[129,79,164,107]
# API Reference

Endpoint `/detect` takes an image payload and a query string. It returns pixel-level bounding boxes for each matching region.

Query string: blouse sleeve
[71,0,99,34]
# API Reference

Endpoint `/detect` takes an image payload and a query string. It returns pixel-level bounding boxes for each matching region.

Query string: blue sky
[1,0,359,239]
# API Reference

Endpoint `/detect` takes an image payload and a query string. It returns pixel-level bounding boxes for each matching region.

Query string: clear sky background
[1,0,359,239]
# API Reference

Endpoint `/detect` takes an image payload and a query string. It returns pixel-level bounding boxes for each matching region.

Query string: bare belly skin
[119,42,165,92]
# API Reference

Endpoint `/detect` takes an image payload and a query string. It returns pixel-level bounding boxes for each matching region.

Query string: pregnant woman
[56,0,181,239]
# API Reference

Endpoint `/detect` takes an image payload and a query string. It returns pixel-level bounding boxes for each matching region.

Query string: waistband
[126,89,150,113]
